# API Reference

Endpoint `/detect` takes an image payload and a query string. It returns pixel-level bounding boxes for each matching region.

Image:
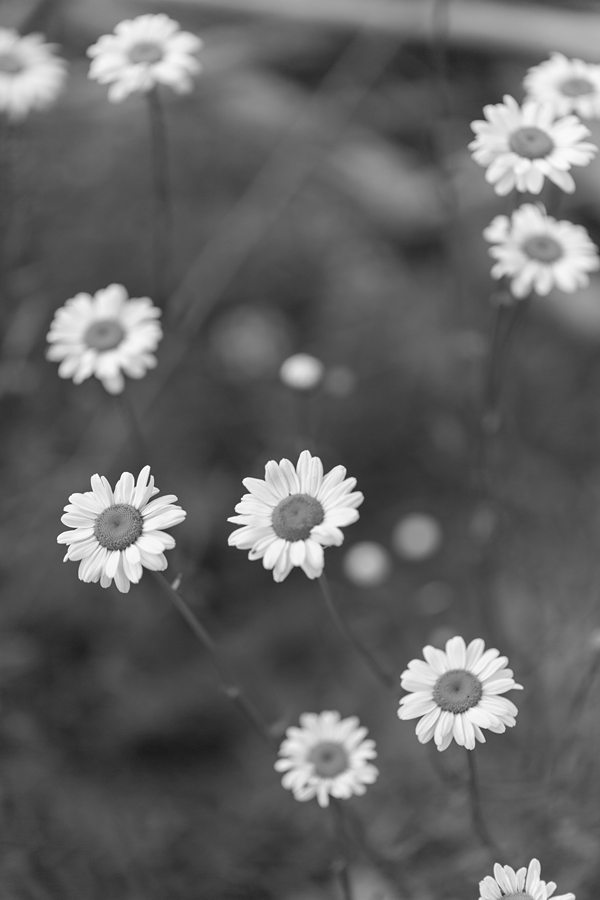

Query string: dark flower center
[560,75,595,98]
[307,741,349,778]
[271,493,324,542]
[0,51,23,75]
[83,318,125,352]
[94,504,143,551]
[509,126,554,159]
[128,41,164,65]
[522,234,563,263]
[433,669,483,713]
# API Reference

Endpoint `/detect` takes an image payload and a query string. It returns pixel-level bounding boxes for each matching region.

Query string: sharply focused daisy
[46,283,162,395]
[57,466,186,594]
[275,711,378,807]
[525,52,600,120]
[469,94,596,195]
[0,28,66,120]
[87,14,202,102]
[398,636,523,752]
[480,859,575,900]
[484,203,599,298]
[228,449,364,582]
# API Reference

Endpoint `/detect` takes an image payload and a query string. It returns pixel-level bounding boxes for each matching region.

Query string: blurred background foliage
[1,0,600,898]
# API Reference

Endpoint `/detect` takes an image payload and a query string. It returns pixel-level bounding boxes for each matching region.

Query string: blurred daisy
[46,283,162,395]
[469,94,596,195]
[484,204,599,298]
[525,52,600,119]
[275,711,378,807]
[480,859,575,900]
[57,466,186,594]
[398,635,523,752]
[342,541,392,587]
[87,14,202,102]
[279,353,325,391]
[228,450,363,582]
[0,28,66,120]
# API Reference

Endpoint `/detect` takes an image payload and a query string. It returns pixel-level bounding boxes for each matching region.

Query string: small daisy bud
[392,514,442,561]
[279,353,324,391]
[343,542,391,587]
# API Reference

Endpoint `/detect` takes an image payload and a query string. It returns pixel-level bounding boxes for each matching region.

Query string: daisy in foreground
[480,859,575,900]
[46,283,162,395]
[469,94,596,195]
[87,14,202,102]
[525,52,600,120]
[484,203,599,299]
[398,636,523,752]
[0,27,66,120]
[57,466,186,594]
[275,711,378,807]
[228,450,364,582]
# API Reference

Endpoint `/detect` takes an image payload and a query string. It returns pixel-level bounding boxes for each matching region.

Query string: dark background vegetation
[1,0,600,897]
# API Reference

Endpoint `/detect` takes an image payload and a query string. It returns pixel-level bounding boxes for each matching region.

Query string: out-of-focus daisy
[57,466,186,594]
[469,94,596,195]
[87,14,202,102]
[525,52,600,120]
[228,449,363,582]
[275,711,378,807]
[46,283,162,395]
[484,203,599,299]
[480,859,575,900]
[343,541,392,587]
[0,28,66,120]
[392,513,442,561]
[398,635,523,752]
[279,353,324,391]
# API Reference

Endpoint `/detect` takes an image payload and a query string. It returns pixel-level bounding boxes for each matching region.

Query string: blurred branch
[19,0,60,34]
[151,0,600,60]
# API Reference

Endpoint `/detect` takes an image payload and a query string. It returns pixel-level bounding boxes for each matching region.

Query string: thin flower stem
[147,87,173,308]
[117,391,148,468]
[317,574,396,692]
[465,749,499,854]
[329,800,353,900]
[156,572,277,749]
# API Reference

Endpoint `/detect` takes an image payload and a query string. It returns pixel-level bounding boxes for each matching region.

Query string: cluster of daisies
[470,53,600,301]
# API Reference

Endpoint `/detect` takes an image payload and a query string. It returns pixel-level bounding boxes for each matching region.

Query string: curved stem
[317,574,396,692]
[465,749,499,854]
[147,87,173,308]
[329,800,353,900]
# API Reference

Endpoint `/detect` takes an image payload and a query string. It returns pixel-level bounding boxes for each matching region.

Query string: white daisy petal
[0,28,66,120]
[479,859,572,900]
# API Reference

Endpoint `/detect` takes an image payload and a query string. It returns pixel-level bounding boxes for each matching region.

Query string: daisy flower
[480,859,575,900]
[227,449,364,582]
[525,52,600,120]
[46,283,162,395]
[484,204,599,299]
[398,635,523,752]
[469,94,596,195]
[275,711,378,807]
[0,28,66,120]
[87,14,202,102]
[279,353,325,391]
[57,465,186,594]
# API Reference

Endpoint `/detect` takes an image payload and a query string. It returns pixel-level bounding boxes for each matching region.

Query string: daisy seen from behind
[469,94,596,195]
[398,635,523,752]
[87,14,202,102]
[484,203,599,299]
[525,52,600,120]
[228,449,364,582]
[480,858,575,900]
[0,28,66,120]
[46,283,162,395]
[58,466,186,594]
[275,711,378,808]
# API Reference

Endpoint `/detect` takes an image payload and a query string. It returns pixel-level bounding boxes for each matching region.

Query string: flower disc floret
[469,94,596,195]
[479,859,575,900]
[46,283,162,394]
[87,14,203,102]
[228,449,364,582]
[484,203,599,299]
[525,53,600,119]
[274,711,378,807]
[0,28,66,120]
[398,635,523,752]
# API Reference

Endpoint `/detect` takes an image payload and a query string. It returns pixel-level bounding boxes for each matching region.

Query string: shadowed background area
[1,0,600,898]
